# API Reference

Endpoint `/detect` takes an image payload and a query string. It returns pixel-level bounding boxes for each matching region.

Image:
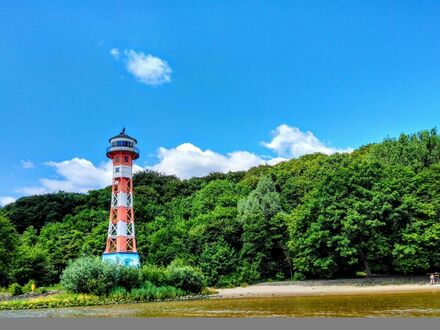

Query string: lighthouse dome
[106,128,139,159]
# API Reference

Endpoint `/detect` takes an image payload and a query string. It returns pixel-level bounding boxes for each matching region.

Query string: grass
[0,284,211,310]
[0,293,102,310]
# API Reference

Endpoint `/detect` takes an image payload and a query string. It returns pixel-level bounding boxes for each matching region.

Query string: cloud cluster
[150,143,274,179]
[14,125,351,196]
[263,124,352,158]
[18,158,112,195]
[18,158,144,196]
[0,196,16,207]
[111,48,172,86]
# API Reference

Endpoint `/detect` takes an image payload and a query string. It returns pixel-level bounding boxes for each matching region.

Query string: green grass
[0,293,102,310]
[0,284,209,310]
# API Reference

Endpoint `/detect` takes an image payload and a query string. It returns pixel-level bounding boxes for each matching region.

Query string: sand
[214,283,440,299]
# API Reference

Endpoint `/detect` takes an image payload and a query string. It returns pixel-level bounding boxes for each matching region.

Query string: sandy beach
[214,278,440,299]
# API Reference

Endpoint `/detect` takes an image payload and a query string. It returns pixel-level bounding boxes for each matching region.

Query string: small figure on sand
[430,273,435,285]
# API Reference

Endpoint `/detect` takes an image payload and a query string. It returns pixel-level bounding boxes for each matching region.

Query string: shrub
[166,263,206,293]
[9,283,23,296]
[23,280,36,293]
[293,272,306,281]
[141,264,168,286]
[113,265,142,291]
[239,261,260,283]
[108,286,128,301]
[60,257,116,296]
[129,287,150,301]
[216,274,240,288]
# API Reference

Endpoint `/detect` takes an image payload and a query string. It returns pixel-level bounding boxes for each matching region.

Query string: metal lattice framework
[104,152,138,254]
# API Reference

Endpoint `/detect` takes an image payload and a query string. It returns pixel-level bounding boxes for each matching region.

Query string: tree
[0,215,18,286]
[288,155,418,278]
[199,238,238,286]
[238,175,287,281]
[37,222,84,279]
[3,192,86,232]
[11,227,56,285]
[392,163,440,273]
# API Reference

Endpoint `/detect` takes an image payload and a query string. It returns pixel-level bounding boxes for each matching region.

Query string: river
[2,291,440,317]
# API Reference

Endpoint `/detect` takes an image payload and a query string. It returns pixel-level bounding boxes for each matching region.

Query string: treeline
[2,129,440,288]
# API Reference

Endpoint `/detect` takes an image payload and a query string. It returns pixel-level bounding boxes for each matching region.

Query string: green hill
[2,128,440,287]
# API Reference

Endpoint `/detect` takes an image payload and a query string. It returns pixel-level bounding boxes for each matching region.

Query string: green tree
[199,238,238,286]
[238,175,287,281]
[11,227,56,285]
[3,192,86,232]
[0,215,18,286]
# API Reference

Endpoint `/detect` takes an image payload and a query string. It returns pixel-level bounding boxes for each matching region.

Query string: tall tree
[0,215,18,286]
[238,175,287,280]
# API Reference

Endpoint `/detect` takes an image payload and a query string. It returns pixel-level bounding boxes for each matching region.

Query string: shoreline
[213,282,440,299]
[2,277,440,310]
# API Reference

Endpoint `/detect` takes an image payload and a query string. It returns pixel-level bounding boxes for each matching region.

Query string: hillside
[1,128,440,288]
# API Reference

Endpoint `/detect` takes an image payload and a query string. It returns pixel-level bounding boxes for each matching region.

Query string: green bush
[9,283,23,296]
[239,261,260,283]
[216,274,240,288]
[61,257,146,296]
[61,257,206,297]
[293,272,306,281]
[141,264,168,286]
[113,265,142,291]
[166,263,206,293]
[22,280,36,293]
[60,257,116,296]
[108,286,128,301]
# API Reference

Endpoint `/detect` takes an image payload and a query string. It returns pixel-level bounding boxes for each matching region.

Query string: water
[2,291,440,318]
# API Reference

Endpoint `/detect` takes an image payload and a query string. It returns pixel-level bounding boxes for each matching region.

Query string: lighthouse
[102,129,140,267]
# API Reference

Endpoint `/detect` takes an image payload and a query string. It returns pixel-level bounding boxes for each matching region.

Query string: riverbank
[0,292,211,310]
[1,276,438,310]
[214,276,440,299]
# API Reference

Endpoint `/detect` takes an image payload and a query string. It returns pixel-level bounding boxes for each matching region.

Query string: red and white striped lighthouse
[102,129,140,267]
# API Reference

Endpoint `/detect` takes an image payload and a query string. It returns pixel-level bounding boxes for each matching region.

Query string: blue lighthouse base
[102,252,140,268]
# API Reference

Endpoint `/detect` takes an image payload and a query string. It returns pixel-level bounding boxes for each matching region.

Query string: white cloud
[110,48,172,85]
[262,124,352,158]
[122,50,171,85]
[21,160,35,169]
[150,143,268,179]
[149,125,350,179]
[17,158,145,195]
[13,125,350,195]
[265,157,288,166]
[0,196,16,207]
[110,48,120,59]
[18,158,112,195]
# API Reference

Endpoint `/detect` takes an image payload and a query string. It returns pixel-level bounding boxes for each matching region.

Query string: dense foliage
[2,129,440,287]
[60,257,205,295]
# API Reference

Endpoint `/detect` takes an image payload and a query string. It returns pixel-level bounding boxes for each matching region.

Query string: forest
[2,129,440,289]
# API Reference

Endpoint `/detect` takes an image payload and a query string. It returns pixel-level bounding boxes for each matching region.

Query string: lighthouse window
[124,156,129,162]
[115,156,120,162]
[115,167,120,173]
[112,140,134,148]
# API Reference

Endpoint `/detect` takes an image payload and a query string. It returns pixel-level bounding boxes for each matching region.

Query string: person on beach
[430,273,435,285]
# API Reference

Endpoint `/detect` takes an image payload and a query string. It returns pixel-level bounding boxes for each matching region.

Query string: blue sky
[1,1,440,204]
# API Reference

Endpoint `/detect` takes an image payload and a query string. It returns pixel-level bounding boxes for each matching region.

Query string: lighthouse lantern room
[102,128,140,267]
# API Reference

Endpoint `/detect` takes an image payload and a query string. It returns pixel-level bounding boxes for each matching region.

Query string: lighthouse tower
[102,129,140,267]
